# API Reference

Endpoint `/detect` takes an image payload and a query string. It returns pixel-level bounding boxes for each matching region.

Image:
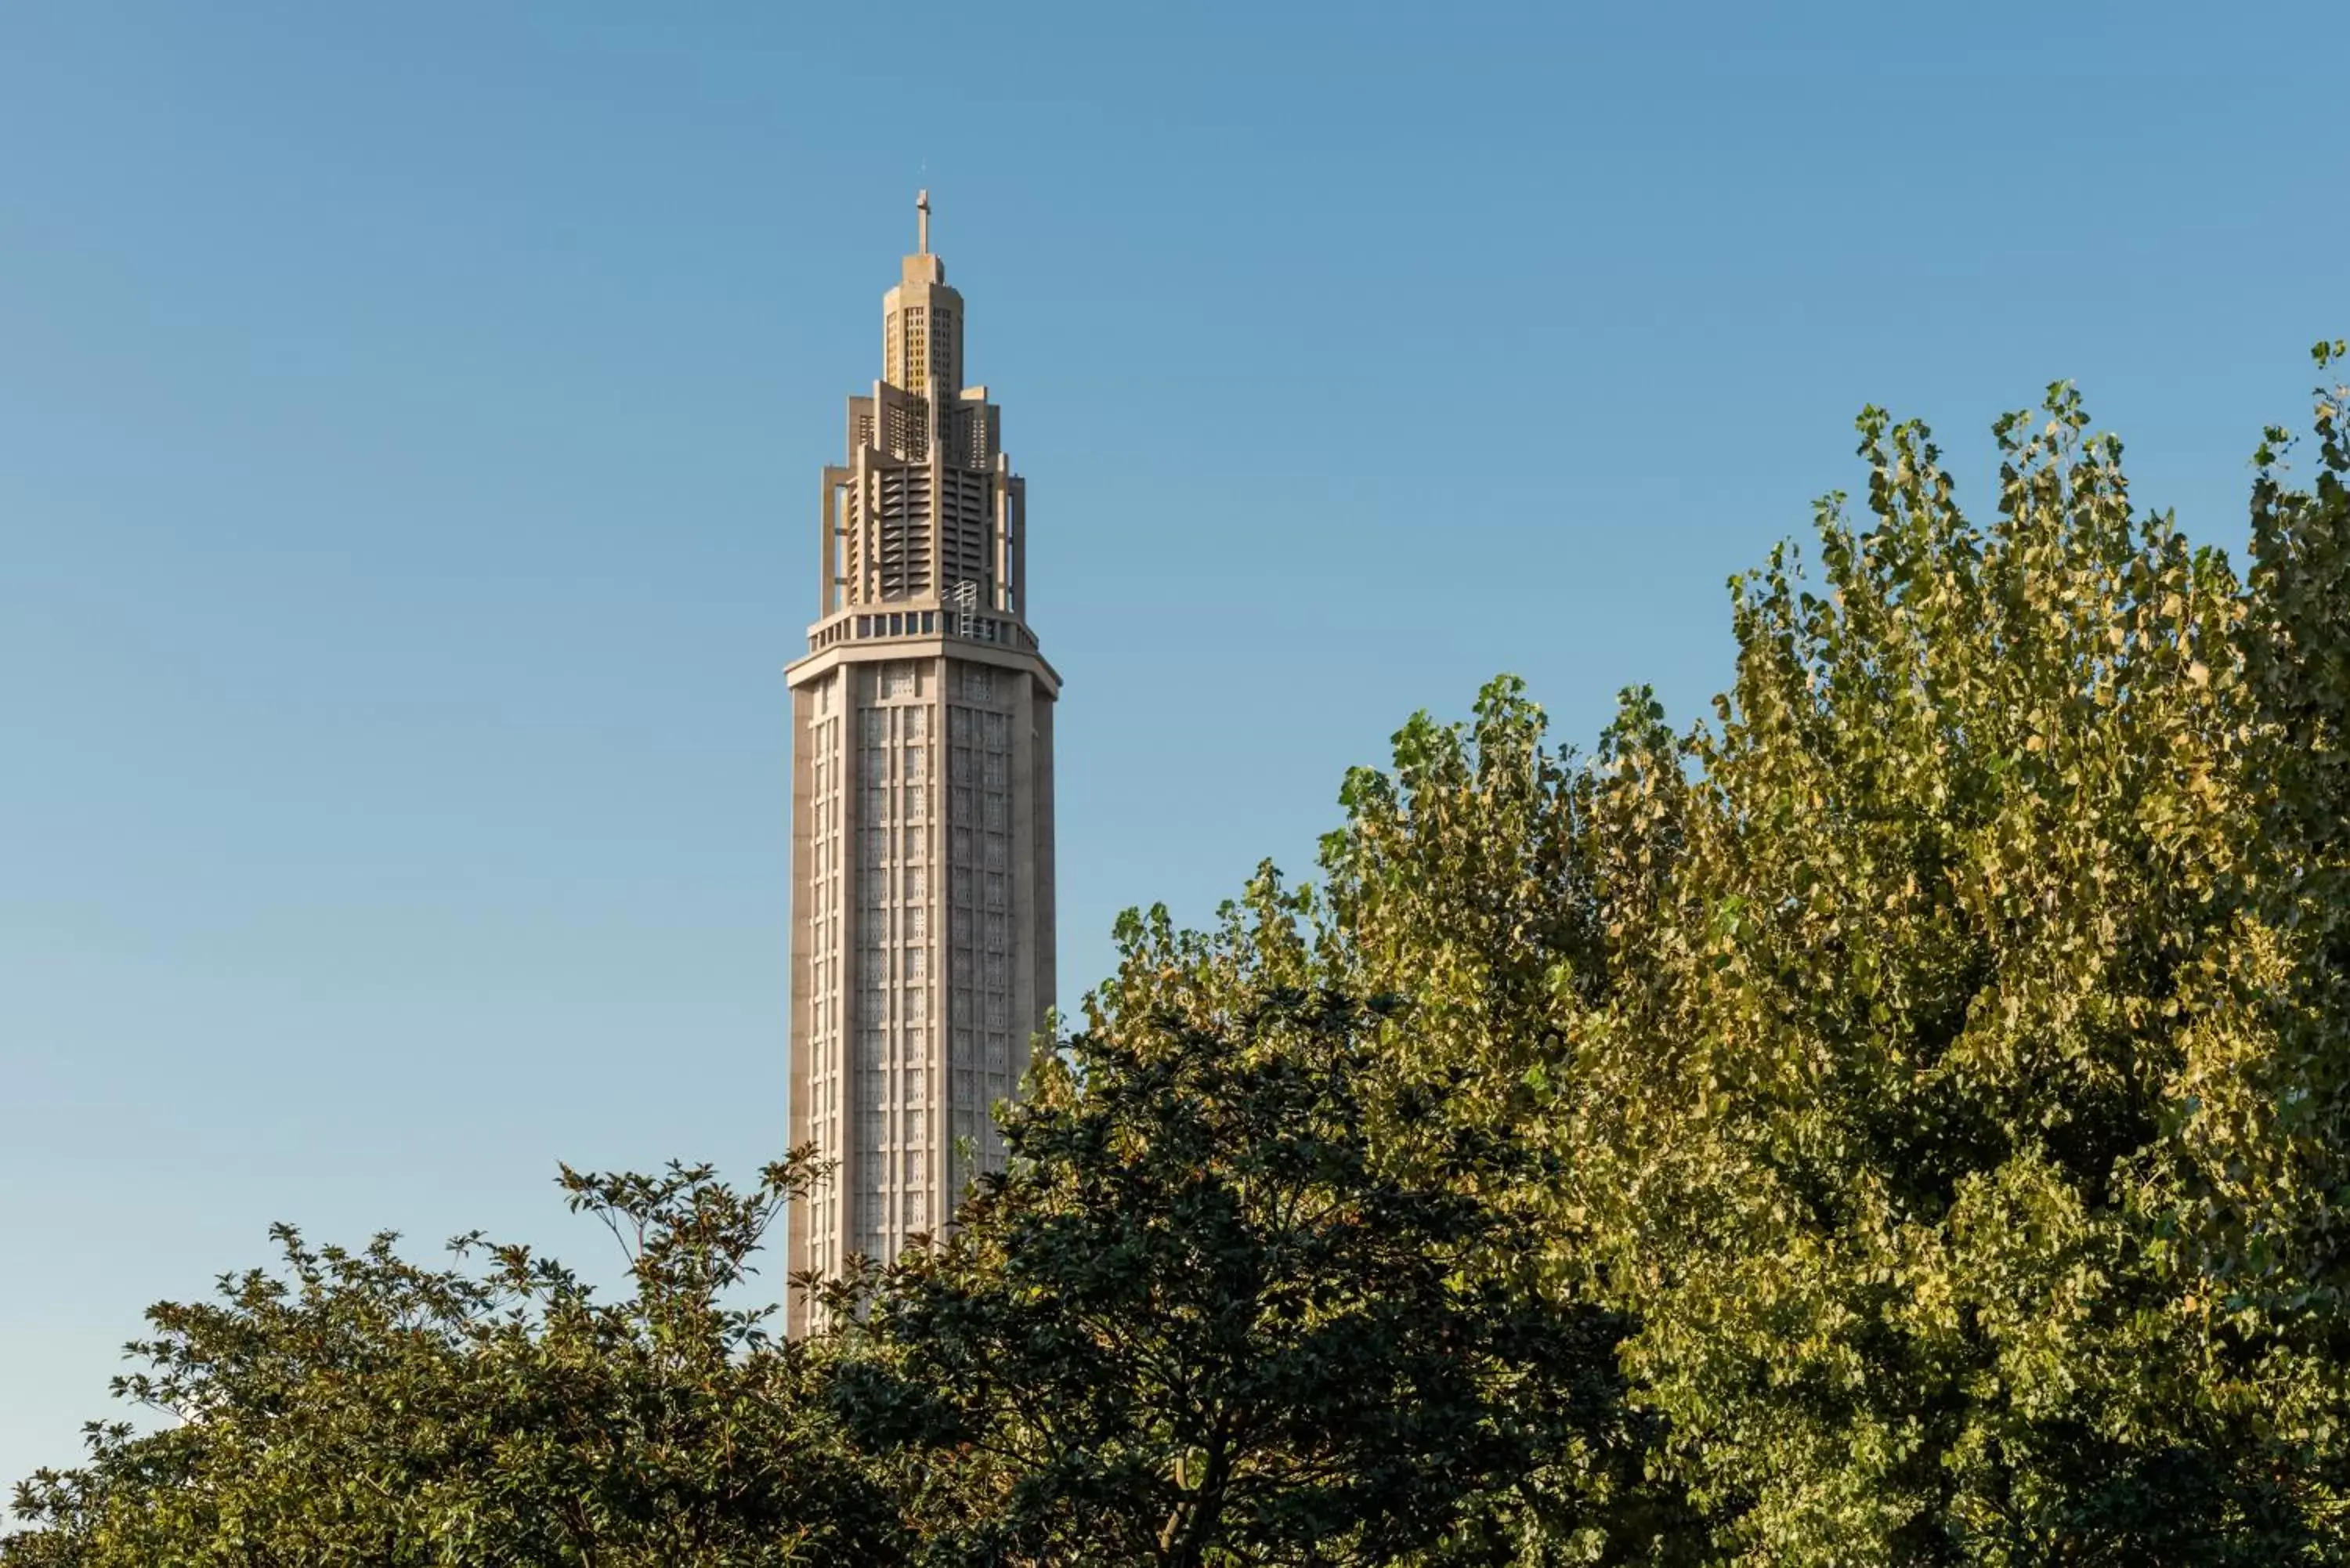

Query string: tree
[1308,351,2350,1562]
[827,966,1631,1567]
[4,1157,897,1566]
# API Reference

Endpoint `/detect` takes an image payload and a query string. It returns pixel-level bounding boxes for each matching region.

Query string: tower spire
[785,220,1061,1335]
[916,189,931,255]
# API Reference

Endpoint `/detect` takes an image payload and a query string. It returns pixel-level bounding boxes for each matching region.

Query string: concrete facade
[786,195,1058,1329]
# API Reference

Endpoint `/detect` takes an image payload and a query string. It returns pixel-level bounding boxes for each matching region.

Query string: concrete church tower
[786,194,1058,1324]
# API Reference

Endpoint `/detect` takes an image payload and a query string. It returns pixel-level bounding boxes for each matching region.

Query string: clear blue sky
[2,0,2342,1493]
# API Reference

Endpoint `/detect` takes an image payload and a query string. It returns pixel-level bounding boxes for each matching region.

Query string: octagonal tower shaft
[785,201,1059,1331]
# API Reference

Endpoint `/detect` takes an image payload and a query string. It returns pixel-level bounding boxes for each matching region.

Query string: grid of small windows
[946,663,1018,1198]
[931,309,955,392]
[956,404,992,471]
[883,401,928,464]
[804,680,847,1278]
[851,665,935,1263]
[902,308,927,393]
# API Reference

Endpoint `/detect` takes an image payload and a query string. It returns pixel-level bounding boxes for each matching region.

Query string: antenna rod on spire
[916,189,931,255]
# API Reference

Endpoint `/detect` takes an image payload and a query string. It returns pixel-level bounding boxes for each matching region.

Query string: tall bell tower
[786,195,1059,1327]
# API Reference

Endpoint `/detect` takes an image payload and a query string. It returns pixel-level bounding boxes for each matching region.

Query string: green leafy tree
[4,1157,897,1566]
[829,970,1630,1567]
[1310,350,2350,1562]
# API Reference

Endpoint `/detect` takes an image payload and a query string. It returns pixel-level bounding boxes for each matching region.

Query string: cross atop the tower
[916,189,931,255]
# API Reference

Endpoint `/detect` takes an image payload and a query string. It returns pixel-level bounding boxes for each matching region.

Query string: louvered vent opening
[945,470,990,588]
[877,471,933,599]
[843,488,867,598]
